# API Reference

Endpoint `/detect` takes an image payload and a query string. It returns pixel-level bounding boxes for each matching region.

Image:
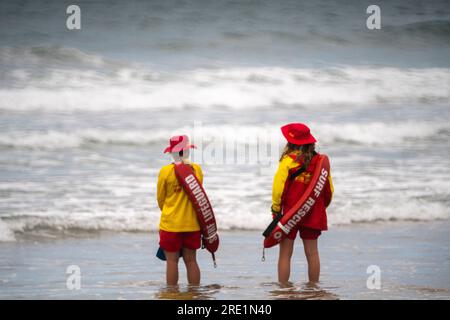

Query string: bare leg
[164,251,180,286]
[182,248,200,285]
[278,238,294,284]
[302,239,320,283]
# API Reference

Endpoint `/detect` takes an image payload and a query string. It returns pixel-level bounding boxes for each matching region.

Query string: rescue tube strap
[288,152,318,181]
[289,164,307,181]
[174,162,220,258]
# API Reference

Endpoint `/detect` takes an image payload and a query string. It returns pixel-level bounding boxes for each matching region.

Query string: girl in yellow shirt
[157,135,203,286]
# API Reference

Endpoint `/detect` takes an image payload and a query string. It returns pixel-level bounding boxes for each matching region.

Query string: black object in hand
[263,213,283,238]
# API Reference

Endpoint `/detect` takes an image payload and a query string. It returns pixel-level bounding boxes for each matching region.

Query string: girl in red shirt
[271,123,334,284]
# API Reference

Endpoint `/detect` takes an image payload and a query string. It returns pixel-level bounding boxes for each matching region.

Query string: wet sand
[0,220,449,299]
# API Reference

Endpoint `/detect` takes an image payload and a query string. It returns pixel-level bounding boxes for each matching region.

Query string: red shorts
[287,226,321,240]
[159,230,201,252]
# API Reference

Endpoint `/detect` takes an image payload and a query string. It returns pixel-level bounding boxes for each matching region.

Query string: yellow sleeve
[156,167,167,211]
[194,164,203,184]
[271,157,293,213]
[324,170,334,208]
[328,173,334,196]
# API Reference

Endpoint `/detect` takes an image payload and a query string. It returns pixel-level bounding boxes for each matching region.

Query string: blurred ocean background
[0,0,449,242]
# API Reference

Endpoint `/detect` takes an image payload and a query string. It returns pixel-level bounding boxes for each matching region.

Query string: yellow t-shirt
[157,162,202,232]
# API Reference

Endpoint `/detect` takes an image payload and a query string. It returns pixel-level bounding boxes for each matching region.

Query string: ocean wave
[0,51,448,110]
[0,129,169,149]
[0,46,106,70]
[0,121,448,149]
[315,121,450,145]
[0,220,16,242]
[0,212,157,242]
[330,200,450,225]
[1,198,448,242]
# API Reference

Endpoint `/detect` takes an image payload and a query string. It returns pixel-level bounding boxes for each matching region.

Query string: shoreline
[4,218,450,243]
[1,219,450,299]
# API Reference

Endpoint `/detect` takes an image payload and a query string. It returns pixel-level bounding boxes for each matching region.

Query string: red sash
[174,163,219,255]
[263,155,330,248]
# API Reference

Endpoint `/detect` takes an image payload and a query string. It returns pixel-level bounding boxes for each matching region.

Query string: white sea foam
[1,160,449,241]
[1,197,448,242]
[0,129,169,149]
[0,65,448,111]
[329,200,450,225]
[0,220,16,242]
[0,121,447,149]
[314,121,450,145]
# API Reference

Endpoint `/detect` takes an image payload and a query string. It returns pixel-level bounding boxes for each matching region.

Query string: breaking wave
[0,47,448,111]
[0,121,448,149]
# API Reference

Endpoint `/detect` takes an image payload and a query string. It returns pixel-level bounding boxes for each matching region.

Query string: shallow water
[1,220,449,299]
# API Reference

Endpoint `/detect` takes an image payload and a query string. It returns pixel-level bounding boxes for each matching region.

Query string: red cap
[281,123,316,145]
[163,135,197,153]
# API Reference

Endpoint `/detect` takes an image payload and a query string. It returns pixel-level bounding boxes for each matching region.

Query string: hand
[271,206,281,219]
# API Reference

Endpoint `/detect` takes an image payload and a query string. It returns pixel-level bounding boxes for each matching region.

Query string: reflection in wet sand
[155,284,222,300]
[269,282,339,300]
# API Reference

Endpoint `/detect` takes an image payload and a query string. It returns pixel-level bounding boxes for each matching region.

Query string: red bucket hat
[281,123,316,145]
[163,135,197,153]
